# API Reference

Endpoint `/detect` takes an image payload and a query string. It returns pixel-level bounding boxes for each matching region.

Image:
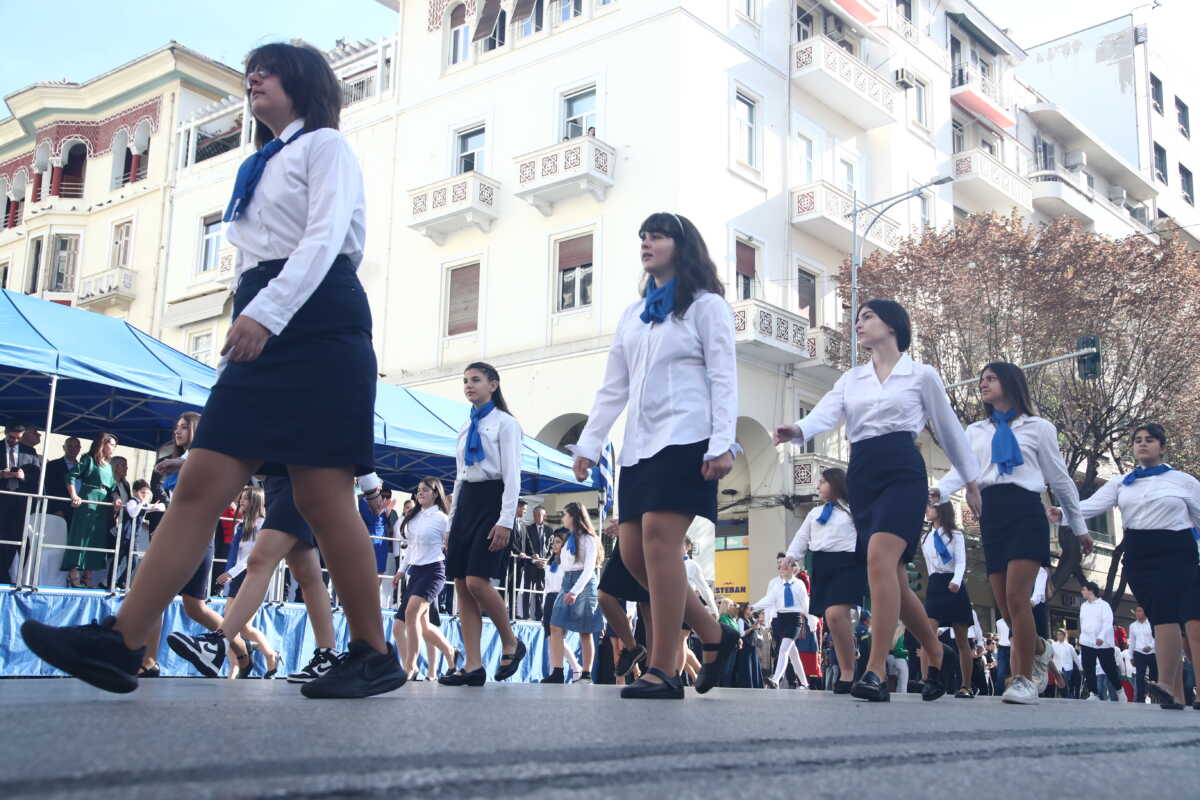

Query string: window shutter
[512,0,537,21]
[446,264,480,336]
[450,3,467,27]
[473,0,503,41]
[557,234,593,270]
[735,240,756,278]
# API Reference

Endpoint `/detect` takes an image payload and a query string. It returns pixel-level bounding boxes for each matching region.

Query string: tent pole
[22,374,58,589]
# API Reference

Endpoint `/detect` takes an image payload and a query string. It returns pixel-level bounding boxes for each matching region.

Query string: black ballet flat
[694,624,739,695]
[833,680,853,695]
[851,671,890,702]
[1147,683,1184,710]
[620,667,684,700]
[921,665,947,702]
[493,639,527,681]
[438,667,487,687]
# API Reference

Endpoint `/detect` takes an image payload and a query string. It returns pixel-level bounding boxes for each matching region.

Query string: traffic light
[905,561,922,592]
[1076,335,1101,380]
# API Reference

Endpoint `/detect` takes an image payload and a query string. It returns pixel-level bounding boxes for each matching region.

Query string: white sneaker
[1084,693,1101,702]
[1031,638,1052,694]
[1001,675,1040,705]
[569,669,583,683]
[286,647,340,684]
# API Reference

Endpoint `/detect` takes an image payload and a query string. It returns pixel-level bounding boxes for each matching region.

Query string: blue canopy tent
[0,289,595,493]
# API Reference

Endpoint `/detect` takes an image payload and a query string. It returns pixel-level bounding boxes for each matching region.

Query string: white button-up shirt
[751,575,810,619]
[786,503,856,560]
[225,118,367,336]
[402,506,449,567]
[920,528,966,586]
[1071,467,1200,532]
[1128,619,1155,654]
[1031,566,1049,606]
[794,354,979,484]
[572,292,737,467]
[996,618,1010,647]
[449,409,523,532]
[1050,640,1077,672]
[1079,598,1114,649]
[937,415,1087,536]
[557,530,598,597]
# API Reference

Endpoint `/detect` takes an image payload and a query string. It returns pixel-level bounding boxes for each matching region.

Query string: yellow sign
[715,548,750,602]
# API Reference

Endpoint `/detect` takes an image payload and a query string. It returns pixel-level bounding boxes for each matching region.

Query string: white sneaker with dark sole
[287,647,340,684]
[1002,675,1040,705]
[1031,637,1053,694]
[166,631,226,678]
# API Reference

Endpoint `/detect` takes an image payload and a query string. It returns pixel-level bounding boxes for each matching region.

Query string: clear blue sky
[1,0,399,107]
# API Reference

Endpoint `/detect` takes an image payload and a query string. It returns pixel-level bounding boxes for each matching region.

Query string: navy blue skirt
[262,476,315,548]
[924,572,973,626]
[617,440,717,523]
[597,542,650,604]
[191,255,376,476]
[809,550,865,616]
[979,484,1050,574]
[1122,529,1200,625]
[847,432,927,563]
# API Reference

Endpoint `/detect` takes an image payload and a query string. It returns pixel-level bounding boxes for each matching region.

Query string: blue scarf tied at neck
[223,127,309,222]
[463,402,495,467]
[933,530,953,564]
[640,277,676,324]
[990,408,1024,475]
[816,502,835,525]
[1123,464,1171,485]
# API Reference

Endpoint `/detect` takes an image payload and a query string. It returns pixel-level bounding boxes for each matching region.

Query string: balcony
[512,136,616,216]
[791,180,902,255]
[1029,170,1095,226]
[798,326,851,381]
[951,148,1032,214]
[824,0,883,26]
[408,172,501,245]
[883,6,951,70]
[731,299,809,364]
[77,268,136,310]
[792,453,848,497]
[950,65,1015,129]
[791,36,898,129]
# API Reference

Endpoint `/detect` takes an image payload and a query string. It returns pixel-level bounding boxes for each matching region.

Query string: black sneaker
[300,641,407,699]
[540,668,565,684]
[166,631,226,678]
[922,665,947,702]
[615,644,647,679]
[287,648,340,684]
[21,616,143,694]
[833,680,853,694]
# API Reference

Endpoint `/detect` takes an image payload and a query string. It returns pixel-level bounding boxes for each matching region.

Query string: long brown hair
[239,486,266,532]
[980,361,1036,419]
[561,501,596,559]
[398,477,449,536]
[87,432,117,463]
[924,502,958,550]
[245,42,341,148]
[173,412,201,456]
[637,212,725,319]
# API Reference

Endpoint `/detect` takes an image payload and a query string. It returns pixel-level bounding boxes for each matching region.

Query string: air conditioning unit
[894,69,916,90]
[1132,206,1150,223]
[1107,186,1127,205]
[1063,150,1087,171]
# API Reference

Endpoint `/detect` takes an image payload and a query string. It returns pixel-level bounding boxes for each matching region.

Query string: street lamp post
[848,175,954,364]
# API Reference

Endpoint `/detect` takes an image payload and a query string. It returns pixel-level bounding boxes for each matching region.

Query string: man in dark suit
[505,499,529,617]
[520,505,551,620]
[2,422,42,585]
[43,436,81,523]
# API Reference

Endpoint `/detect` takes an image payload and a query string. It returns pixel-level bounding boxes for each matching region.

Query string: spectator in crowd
[545,502,605,683]
[1128,606,1157,702]
[587,126,596,137]
[114,480,162,590]
[508,499,536,619]
[61,433,118,589]
[733,602,764,688]
[19,426,41,451]
[538,530,585,683]
[1079,581,1124,702]
[214,486,279,679]
[44,436,81,522]
[1048,630,1077,698]
[519,505,548,620]
[886,625,910,693]
[106,456,132,588]
[2,422,41,585]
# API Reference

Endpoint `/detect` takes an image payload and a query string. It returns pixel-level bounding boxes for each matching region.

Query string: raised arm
[786,510,817,563]
[793,372,848,443]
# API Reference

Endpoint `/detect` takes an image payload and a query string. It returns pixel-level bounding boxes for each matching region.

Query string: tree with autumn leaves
[842,212,1200,604]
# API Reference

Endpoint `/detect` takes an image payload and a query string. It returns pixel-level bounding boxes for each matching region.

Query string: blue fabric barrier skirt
[0,588,555,682]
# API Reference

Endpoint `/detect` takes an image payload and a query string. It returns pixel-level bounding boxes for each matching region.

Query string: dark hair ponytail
[820,468,849,504]
[637,212,724,319]
[465,361,511,415]
[860,299,912,352]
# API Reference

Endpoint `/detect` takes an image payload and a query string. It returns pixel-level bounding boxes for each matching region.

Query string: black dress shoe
[439,667,487,687]
[300,641,407,699]
[851,671,890,702]
[21,616,144,694]
[137,665,161,678]
[833,680,852,694]
[620,667,684,700]
[494,639,527,681]
[1147,683,1184,710]
[615,644,647,678]
[921,665,947,702]
[540,668,565,684]
[695,624,739,695]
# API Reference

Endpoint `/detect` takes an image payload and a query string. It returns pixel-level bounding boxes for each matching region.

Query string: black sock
[580,671,591,679]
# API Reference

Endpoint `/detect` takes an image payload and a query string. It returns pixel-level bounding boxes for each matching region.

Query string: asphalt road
[2,678,1197,799]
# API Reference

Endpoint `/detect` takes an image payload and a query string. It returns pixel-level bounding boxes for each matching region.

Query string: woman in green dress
[62,433,118,588]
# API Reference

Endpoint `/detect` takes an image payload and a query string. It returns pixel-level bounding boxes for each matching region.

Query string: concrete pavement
[1,678,1197,799]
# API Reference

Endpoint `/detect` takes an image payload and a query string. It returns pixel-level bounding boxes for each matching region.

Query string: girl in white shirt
[775,299,981,703]
[391,477,458,681]
[782,468,863,694]
[439,362,527,687]
[752,561,812,689]
[934,362,1090,705]
[213,487,278,679]
[545,503,605,682]
[570,212,740,700]
[1078,581,1124,701]
[538,531,586,683]
[21,43,404,699]
[919,503,974,698]
[1051,423,1200,709]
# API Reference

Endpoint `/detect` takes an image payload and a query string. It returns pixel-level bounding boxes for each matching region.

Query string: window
[796,134,814,183]
[951,121,965,154]
[1089,507,1113,546]
[954,205,968,221]
[980,137,997,157]
[556,234,593,311]
[735,239,756,300]
[517,0,544,37]
[48,235,79,293]
[896,0,913,21]
[1085,172,1095,190]
[26,236,43,294]
[839,159,855,194]
[1181,164,1194,205]
[796,9,813,41]
[200,215,222,273]
[456,127,485,175]
[0,260,8,290]
[796,405,817,454]
[449,4,470,66]
[482,10,507,51]
[555,0,581,24]
[1177,97,1191,139]
[188,331,213,366]
[1035,135,1056,171]
[918,193,931,230]
[797,268,816,327]
[739,0,756,21]
[735,92,757,167]
[564,88,597,139]
[110,221,132,269]
[912,79,927,127]
[1150,73,1163,114]
[446,263,480,336]
[1154,142,1168,184]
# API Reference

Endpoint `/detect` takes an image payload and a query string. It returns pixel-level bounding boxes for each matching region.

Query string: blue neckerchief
[783,580,796,608]
[816,501,835,525]
[989,408,1025,476]
[223,126,309,222]
[549,558,559,573]
[463,402,495,466]
[162,470,179,493]
[566,532,577,556]
[1192,528,1199,543]
[1122,464,1171,485]
[639,277,676,324]
[933,529,953,565]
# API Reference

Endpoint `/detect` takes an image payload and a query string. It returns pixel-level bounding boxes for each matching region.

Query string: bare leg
[866,544,940,677]
[418,605,456,673]
[113,450,257,648]
[825,605,855,685]
[402,595,425,675]
[284,545,335,650]
[549,627,565,671]
[599,590,636,648]
[580,632,594,675]
[392,616,407,665]
[623,513,691,683]
[465,575,519,658]
[1004,559,1039,680]
[456,580,483,670]
[1152,623,1184,701]
[142,615,162,670]
[215,531,294,637]
[181,595,247,660]
[952,624,973,690]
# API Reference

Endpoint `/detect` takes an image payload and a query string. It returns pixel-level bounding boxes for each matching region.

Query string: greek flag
[597,442,615,517]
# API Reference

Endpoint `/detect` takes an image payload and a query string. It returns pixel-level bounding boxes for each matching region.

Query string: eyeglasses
[245,68,274,87]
